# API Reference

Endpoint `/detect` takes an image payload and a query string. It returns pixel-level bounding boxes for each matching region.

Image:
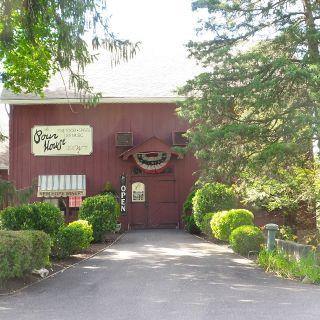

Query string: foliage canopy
[0,0,139,106]
[178,0,320,181]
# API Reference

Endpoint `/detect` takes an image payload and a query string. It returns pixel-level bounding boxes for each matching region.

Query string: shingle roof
[0,46,203,104]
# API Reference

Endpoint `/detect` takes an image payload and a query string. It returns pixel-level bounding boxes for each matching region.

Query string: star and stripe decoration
[133,152,171,174]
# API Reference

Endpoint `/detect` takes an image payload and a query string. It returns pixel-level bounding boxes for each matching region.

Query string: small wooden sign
[69,196,83,208]
[120,174,127,215]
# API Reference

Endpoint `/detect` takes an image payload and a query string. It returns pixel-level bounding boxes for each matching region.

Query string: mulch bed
[0,235,121,296]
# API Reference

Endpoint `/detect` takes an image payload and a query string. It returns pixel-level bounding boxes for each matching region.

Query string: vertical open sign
[120,174,127,215]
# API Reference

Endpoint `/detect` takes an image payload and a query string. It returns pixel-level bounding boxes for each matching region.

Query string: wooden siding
[9,103,198,229]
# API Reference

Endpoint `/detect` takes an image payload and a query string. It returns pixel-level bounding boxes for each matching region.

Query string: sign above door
[133,152,171,173]
[120,136,183,174]
[32,125,93,156]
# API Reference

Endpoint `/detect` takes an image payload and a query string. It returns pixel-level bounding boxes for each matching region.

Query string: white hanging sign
[132,182,145,202]
[31,125,93,156]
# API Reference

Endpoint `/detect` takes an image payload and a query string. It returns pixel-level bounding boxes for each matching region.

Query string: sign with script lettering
[120,174,127,215]
[31,125,93,156]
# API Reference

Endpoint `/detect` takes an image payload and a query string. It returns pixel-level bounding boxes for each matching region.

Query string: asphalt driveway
[1,230,320,320]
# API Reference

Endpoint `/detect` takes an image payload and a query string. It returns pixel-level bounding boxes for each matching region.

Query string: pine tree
[178,0,320,226]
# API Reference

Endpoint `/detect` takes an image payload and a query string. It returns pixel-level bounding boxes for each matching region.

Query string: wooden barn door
[130,175,178,229]
[147,178,177,228]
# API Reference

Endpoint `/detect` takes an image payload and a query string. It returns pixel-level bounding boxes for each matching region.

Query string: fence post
[265,224,279,251]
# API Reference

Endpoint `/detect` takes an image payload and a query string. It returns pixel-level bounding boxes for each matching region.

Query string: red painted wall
[9,103,198,228]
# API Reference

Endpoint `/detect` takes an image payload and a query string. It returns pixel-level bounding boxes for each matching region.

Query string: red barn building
[1,49,201,229]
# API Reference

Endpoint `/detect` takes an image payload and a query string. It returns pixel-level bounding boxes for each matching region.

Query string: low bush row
[1,202,64,236]
[183,185,265,256]
[0,230,51,280]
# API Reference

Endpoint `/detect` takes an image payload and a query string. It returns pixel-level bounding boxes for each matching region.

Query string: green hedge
[183,190,197,214]
[0,202,64,236]
[52,220,93,258]
[192,183,236,227]
[200,212,215,238]
[79,194,120,242]
[0,230,51,280]
[229,225,265,256]
[211,209,254,241]
[182,214,201,234]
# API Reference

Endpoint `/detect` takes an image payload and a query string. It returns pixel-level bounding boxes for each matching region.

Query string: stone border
[275,239,319,260]
[0,232,126,297]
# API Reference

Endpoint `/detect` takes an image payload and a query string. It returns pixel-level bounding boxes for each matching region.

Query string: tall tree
[0,0,139,105]
[178,0,320,225]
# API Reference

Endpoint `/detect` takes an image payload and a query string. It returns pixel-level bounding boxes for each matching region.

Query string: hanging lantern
[133,152,171,173]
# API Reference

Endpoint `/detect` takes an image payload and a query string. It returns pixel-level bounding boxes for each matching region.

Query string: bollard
[265,223,279,251]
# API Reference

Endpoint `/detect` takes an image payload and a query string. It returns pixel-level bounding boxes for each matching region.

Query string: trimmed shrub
[229,225,265,256]
[24,230,51,269]
[182,214,201,234]
[52,220,93,258]
[79,194,120,242]
[192,183,236,227]
[0,202,64,236]
[211,210,228,239]
[200,212,215,237]
[183,190,197,214]
[211,209,254,241]
[0,230,50,280]
[69,220,93,245]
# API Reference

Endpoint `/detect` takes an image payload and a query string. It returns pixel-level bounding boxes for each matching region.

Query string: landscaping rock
[302,276,314,284]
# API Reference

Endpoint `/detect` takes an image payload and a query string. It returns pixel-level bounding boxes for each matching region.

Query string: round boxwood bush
[192,183,236,227]
[79,194,120,242]
[211,209,254,241]
[52,220,93,258]
[229,225,265,256]
[211,210,228,239]
[0,202,64,236]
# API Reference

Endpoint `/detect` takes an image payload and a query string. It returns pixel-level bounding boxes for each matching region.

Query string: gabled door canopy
[120,136,182,160]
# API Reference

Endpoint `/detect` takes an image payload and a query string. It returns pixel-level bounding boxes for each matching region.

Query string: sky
[0,0,203,139]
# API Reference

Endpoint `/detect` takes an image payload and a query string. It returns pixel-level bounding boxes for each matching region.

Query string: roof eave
[0,96,187,105]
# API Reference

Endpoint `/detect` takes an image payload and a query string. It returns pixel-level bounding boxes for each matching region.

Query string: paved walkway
[0,230,320,320]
